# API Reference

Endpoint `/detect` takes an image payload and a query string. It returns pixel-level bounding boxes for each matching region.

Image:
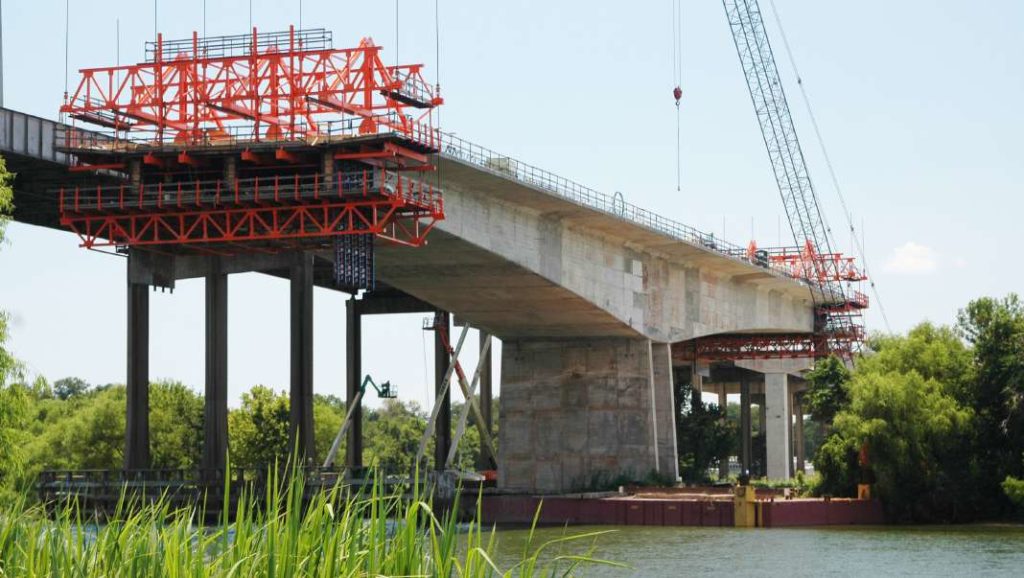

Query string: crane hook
[673,86,682,107]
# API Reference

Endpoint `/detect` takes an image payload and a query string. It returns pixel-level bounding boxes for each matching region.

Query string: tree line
[0,375,495,501]
[805,296,1024,522]
[671,292,1024,522]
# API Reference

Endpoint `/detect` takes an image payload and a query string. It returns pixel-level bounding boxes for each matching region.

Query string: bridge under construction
[4,0,871,497]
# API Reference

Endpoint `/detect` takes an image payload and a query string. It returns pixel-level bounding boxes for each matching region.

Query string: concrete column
[765,373,792,480]
[202,273,229,475]
[345,298,363,471]
[498,337,658,494]
[794,392,806,474]
[718,385,730,479]
[476,330,493,471]
[289,253,315,463]
[433,311,451,471]
[650,342,679,480]
[125,279,150,470]
[740,378,752,476]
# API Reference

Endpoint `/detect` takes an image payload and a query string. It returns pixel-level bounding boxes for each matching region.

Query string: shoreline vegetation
[0,464,619,576]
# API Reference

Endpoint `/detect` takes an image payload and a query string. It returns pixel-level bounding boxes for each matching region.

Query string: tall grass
[0,465,618,577]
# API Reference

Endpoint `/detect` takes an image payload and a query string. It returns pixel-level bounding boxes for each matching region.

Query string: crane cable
[766,0,892,333]
[672,0,682,191]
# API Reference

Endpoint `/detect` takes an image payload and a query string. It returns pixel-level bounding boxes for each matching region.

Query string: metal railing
[60,170,442,215]
[145,28,333,62]
[438,133,788,273]
[56,112,440,152]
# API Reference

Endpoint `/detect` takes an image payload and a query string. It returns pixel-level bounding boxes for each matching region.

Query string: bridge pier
[345,297,363,471]
[125,273,150,470]
[765,373,791,480]
[498,337,676,494]
[202,272,229,474]
[433,311,452,471]
[717,386,730,479]
[290,253,316,462]
[794,391,806,474]
[476,331,494,471]
[740,377,752,475]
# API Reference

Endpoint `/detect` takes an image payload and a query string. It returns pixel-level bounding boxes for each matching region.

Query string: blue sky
[1,0,1022,408]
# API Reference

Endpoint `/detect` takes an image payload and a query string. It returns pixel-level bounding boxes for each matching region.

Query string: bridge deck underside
[373,230,634,339]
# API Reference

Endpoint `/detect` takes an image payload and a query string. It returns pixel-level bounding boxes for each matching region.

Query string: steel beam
[290,253,315,462]
[125,276,150,470]
[202,272,229,475]
[476,330,493,470]
[433,311,451,470]
[345,297,363,471]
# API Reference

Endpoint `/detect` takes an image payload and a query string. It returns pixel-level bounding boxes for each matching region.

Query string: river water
[492,524,1024,577]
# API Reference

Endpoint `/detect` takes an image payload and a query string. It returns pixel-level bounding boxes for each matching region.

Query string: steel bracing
[61,28,441,147]
[59,171,442,250]
[55,27,445,256]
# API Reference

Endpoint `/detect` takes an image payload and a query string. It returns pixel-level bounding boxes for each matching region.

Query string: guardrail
[56,112,440,152]
[439,133,759,263]
[59,170,442,215]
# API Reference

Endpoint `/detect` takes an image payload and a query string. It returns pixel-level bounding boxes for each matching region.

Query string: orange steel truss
[673,325,866,364]
[60,27,441,147]
[746,240,866,284]
[57,27,445,254]
[59,170,442,250]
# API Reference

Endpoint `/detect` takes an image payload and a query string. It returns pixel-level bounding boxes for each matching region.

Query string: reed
[0,465,618,577]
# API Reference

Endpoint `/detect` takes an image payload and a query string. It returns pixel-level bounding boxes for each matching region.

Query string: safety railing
[56,111,440,151]
[437,133,789,269]
[59,170,443,215]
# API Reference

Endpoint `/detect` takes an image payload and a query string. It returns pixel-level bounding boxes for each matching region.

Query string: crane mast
[722,0,864,358]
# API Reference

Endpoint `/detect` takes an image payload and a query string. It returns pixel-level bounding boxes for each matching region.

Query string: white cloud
[884,242,938,274]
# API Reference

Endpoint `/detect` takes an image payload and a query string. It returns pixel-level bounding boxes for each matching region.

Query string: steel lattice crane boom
[722,0,865,358]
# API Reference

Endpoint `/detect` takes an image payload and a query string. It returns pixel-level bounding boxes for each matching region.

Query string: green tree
[958,295,1024,496]
[813,323,978,521]
[364,400,428,473]
[0,378,28,500]
[1004,476,1024,511]
[0,162,26,500]
[803,355,851,423]
[675,378,734,483]
[0,154,13,243]
[313,397,344,464]
[228,386,290,469]
[40,386,126,470]
[53,377,90,400]
[149,380,203,469]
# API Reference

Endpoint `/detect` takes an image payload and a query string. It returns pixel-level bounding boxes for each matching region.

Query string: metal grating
[333,234,375,291]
